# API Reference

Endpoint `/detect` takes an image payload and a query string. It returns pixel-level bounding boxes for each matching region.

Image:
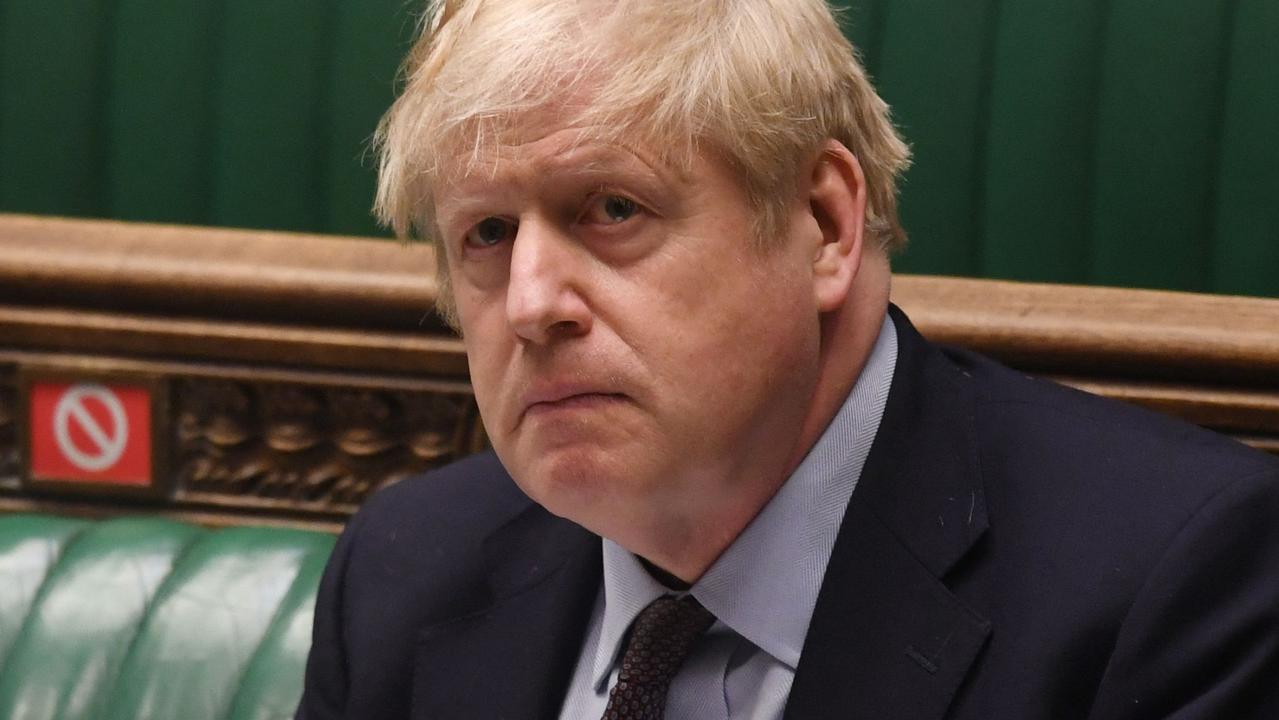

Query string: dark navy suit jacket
[297,307,1279,719]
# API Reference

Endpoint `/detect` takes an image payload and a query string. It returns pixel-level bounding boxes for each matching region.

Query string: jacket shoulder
[356,449,530,538]
[950,345,1277,507]
[932,346,1279,717]
[340,450,532,606]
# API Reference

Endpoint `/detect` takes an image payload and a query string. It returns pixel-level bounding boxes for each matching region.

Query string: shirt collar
[591,315,897,687]
[592,541,676,688]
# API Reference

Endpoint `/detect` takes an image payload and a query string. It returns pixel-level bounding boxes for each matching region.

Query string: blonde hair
[375,0,911,323]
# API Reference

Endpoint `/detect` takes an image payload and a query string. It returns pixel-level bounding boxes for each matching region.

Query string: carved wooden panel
[173,378,484,516]
[0,352,483,529]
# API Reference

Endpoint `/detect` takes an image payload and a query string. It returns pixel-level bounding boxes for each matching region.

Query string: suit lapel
[412,503,602,720]
[786,306,992,720]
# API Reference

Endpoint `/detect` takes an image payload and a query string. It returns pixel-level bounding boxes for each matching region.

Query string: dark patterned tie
[601,595,715,719]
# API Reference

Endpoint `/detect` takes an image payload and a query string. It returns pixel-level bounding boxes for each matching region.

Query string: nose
[505,220,592,344]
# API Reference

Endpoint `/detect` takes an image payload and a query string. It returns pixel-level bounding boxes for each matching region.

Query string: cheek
[458,299,517,429]
[659,273,819,416]
[465,352,503,442]
[451,269,495,327]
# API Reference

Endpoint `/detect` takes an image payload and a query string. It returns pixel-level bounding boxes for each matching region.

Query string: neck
[781,250,891,477]
[640,557,693,591]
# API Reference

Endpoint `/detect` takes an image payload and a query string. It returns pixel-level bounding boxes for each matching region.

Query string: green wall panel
[839,0,890,77]
[0,0,1275,297]
[1089,0,1232,292]
[873,0,1001,277]
[212,0,330,232]
[0,0,111,216]
[980,0,1107,283]
[106,0,222,224]
[324,0,417,236]
[1212,0,1279,297]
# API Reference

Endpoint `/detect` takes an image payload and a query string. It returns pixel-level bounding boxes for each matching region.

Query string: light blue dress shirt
[558,315,898,719]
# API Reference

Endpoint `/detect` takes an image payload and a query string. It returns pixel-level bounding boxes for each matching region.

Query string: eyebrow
[435,145,671,227]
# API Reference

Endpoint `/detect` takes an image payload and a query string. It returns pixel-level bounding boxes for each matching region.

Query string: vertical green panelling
[0,0,112,217]
[872,0,1000,277]
[0,515,88,667]
[1212,0,1279,297]
[212,0,331,232]
[980,0,1107,283]
[225,535,336,720]
[323,0,417,237]
[100,528,336,720]
[0,518,204,720]
[836,0,890,78]
[107,0,223,225]
[1089,0,1232,292]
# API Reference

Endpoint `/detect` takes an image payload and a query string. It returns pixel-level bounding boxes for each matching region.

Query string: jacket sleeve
[1087,467,1279,719]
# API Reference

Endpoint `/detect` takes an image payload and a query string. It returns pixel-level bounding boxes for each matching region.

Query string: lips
[518,383,629,425]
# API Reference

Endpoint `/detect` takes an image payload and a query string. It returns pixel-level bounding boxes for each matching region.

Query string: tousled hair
[375,0,911,325]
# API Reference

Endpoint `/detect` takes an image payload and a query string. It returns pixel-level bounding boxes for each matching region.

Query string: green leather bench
[0,514,334,720]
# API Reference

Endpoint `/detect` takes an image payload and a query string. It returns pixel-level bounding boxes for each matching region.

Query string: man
[297,1,1279,718]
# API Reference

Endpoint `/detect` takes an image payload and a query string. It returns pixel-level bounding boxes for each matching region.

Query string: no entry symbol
[53,384,129,472]
[28,379,154,486]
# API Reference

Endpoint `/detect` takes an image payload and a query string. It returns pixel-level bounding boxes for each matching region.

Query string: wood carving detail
[0,364,16,489]
[174,378,482,514]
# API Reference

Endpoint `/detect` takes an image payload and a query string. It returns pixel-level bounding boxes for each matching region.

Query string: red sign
[29,382,153,486]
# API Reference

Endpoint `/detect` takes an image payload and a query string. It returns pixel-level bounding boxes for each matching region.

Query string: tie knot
[629,595,714,656]
[602,596,714,719]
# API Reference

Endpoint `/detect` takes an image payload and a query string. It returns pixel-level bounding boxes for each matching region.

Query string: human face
[435,126,827,554]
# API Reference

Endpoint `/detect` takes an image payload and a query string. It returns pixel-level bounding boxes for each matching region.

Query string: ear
[809,140,868,312]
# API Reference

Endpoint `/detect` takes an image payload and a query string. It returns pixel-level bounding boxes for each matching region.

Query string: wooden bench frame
[2,213,1276,531]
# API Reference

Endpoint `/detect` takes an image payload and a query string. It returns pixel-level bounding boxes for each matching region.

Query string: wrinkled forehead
[423,92,706,228]
[435,110,691,183]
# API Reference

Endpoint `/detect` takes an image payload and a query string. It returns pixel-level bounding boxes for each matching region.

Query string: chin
[507,446,641,525]
[513,447,606,501]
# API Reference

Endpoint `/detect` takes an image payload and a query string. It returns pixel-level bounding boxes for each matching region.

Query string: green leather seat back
[0,515,335,720]
[0,517,204,720]
[100,527,335,720]
[1,0,1276,295]
[0,515,88,665]
[224,546,331,720]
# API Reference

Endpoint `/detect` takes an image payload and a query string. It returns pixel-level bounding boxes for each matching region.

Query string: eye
[581,194,640,226]
[463,217,516,248]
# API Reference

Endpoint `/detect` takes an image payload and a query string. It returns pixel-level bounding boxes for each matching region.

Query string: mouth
[519,390,630,424]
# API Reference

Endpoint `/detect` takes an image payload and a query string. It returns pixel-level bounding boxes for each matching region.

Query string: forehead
[434,120,685,203]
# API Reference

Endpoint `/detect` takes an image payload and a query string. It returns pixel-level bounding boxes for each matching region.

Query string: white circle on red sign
[52,383,130,472]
